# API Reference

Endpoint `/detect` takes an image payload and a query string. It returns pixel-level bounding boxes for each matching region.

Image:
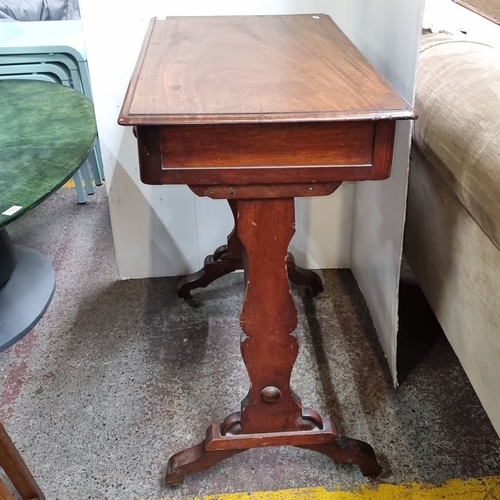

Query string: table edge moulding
[118,13,417,487]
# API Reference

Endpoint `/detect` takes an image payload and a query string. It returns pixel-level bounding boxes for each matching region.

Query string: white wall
[78,0,361,278]
[349,0,425,382]
[424,0,500,47]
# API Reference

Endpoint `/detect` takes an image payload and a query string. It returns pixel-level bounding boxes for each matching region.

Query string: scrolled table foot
[297,429,382,478]
[184,296,201,309]
[165,467,185,488]
[361,462,383,478]
[166,437,244,487]
[286,253,324,297]
[213,244,230,261]
[177,254,241,307]
[165,413,380,484]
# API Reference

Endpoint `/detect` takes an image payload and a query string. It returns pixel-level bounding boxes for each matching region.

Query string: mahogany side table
[119,14,416,486]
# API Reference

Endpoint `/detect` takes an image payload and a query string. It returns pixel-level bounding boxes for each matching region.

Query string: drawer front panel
[160,122,375,168]
[137,121,395,185]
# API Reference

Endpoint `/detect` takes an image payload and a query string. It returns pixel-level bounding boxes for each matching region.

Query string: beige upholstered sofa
[405,33,500,436]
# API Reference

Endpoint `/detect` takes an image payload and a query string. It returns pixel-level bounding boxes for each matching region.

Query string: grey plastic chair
[0,61,72,83]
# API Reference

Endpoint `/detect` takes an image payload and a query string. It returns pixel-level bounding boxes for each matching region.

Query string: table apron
[136,120,396,185]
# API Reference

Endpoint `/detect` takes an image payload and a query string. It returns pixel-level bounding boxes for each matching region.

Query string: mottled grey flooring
[1,187,499,499]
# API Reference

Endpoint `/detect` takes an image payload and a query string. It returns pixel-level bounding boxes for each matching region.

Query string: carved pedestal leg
[166,199,381,485]
[178,200,323,305]
[287,252,323,297]
[238,199,303,432]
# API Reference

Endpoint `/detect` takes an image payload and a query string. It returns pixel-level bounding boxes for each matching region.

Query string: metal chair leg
[72,169,87,204]
[81,162,95,196]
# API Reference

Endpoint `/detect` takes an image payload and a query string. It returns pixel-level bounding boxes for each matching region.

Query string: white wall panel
[79,0,359,278]
[424,0,500,47]
[350,0,425,382]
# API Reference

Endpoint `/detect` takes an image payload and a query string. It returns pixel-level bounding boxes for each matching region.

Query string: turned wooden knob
[261,386,281,403]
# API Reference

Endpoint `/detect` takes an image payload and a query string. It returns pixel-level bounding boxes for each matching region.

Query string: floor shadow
[397,257,443,384]
[301,293,346,430]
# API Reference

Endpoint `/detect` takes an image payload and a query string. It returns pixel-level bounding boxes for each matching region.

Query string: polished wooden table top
[0,80,96,229]
[119,14,414,125]
[119,15,416,190]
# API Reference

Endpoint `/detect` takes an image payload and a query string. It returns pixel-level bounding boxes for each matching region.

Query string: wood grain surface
[119,14,415,125]
[161,122,374,168]
[137,120,394,185]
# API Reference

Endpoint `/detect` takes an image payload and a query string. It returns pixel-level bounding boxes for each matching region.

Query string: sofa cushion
[414,33,500,251]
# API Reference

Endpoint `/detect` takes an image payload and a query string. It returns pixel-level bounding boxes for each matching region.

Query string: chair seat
[414,33,500,251]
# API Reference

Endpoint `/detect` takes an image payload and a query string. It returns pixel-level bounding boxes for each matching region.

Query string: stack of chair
[0,20,104,203]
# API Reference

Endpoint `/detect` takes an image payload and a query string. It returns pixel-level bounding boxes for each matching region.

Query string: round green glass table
[0,80,97,351]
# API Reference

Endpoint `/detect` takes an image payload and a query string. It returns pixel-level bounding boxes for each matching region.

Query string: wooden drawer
[136,120,396,186]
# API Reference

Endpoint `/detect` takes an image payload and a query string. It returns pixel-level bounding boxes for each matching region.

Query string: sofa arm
[414,33,500,251]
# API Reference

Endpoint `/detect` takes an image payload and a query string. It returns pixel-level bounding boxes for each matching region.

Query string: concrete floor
[1,187,500,499]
